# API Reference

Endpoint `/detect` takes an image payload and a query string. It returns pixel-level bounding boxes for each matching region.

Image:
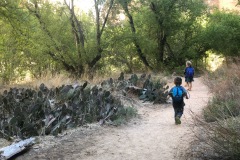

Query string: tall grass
[195,63,240,159]
[204,63,240,122]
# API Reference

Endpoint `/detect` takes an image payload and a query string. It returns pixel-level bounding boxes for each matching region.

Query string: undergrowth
[189,63,240,160]
[111,106,138,126]
[0,73,147,139]
[204,63,240,122]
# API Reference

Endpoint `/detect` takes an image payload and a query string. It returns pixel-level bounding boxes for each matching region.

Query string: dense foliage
[0,0,210,83]
[0,0,239,82]
[199,10,240,57]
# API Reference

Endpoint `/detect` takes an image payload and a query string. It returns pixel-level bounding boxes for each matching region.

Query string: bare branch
[100,0,114,36]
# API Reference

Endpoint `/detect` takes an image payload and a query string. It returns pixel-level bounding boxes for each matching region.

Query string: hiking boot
[175,116,181,125]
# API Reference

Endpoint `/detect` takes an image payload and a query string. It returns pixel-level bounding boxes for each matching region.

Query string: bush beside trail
[0,82,125,139]
[0,73,169,140]
[187,64,240,160]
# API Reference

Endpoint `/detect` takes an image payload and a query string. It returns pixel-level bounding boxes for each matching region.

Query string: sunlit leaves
[203,11,240,56]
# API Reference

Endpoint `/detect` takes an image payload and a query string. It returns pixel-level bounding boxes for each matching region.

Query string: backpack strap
[174,86,182,96]
[176,87,179,96]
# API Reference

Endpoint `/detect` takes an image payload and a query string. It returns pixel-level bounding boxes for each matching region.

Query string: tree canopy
[0,0,239,83]
[200,10,240,56]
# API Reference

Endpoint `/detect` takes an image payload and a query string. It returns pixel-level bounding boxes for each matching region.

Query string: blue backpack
[186,67,194,77]
[172,86,183,102]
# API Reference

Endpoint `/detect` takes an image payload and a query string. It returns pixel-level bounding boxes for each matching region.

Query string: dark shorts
[173,101,185,118]
[185,76,194,82]
[173,101,185,108]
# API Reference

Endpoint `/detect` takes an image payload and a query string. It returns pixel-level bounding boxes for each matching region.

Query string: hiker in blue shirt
[168,77,189,125]
[184,61,194,91]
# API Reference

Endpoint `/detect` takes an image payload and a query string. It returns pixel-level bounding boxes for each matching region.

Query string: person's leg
[177,106,184,118]
[187,82,192,91]
[184,77,188,87]
[173,106,179,124]
[175,115,181,124]
[173,107,177,119]
[175,104,184,124]
[175,108,182,125]
[188,77,193,90]
[188,82,192,91]
[186,77,190,90]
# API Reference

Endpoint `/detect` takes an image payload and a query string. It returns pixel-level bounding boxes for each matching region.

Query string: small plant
[111,106,137,126]
[204,96,240,122]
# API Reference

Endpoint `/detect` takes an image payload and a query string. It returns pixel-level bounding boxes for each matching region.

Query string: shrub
[0,80,131,139]
[111,106,138,126]
[192,63,240,159]
[204,63,240,122]
[200,117,240,160]
[204,96,240,122]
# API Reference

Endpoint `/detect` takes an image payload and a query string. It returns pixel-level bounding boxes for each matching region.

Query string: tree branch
[100,0,114,37]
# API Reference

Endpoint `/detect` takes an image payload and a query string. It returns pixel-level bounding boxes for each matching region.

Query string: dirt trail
[16,77,210,160]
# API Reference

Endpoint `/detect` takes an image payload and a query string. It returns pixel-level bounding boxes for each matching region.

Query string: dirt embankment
[11,77,210,160]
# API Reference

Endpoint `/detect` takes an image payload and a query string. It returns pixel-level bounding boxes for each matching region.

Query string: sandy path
[16,77,210,160]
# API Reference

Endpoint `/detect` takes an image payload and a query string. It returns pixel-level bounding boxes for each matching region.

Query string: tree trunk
[0,137,35,159]
[121,1,153,70]
[65,0,85,59]
[157,31,166,63]
[150,1,177,66]
[87,0,114,79]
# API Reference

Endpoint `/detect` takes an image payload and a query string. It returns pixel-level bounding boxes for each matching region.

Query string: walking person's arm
[181,87,189,99]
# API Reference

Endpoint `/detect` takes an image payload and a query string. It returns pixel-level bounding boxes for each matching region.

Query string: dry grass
[0,70,167,92]
[204,63,240,95]
[203,63,240,122]
[0,74,78,93]
[185,62,240,160]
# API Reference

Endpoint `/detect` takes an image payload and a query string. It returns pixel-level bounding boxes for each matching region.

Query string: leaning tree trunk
[87,0,115,79]
[65,0,85,57]
[64,0,86,77]
[156,31,166,63]
[120,0,153,70]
